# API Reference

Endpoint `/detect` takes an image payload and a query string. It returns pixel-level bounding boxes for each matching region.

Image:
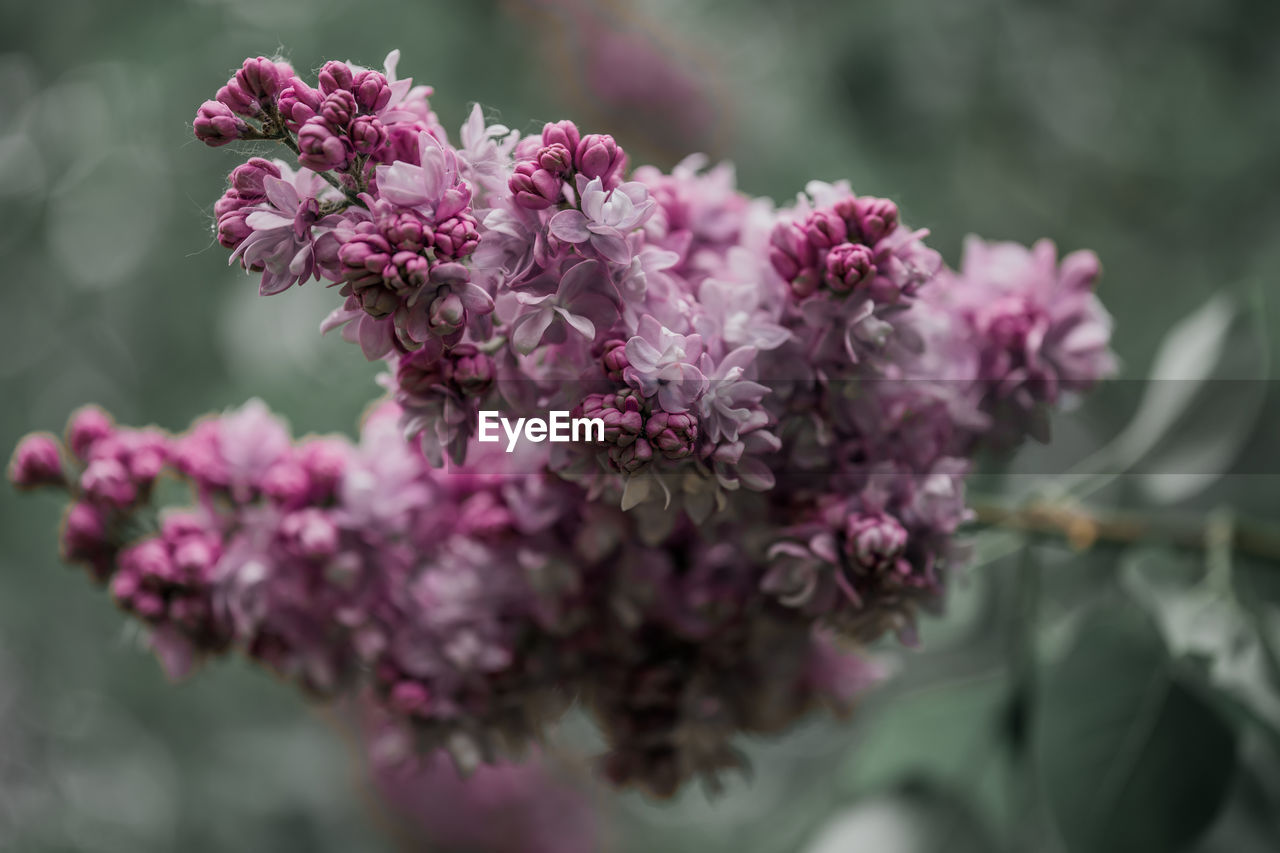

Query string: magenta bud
[320,89,357,127]
[608,436,653,474]
[383,214,429,252]
[824,242,876,293]
[541,120,581,154]
[318,60,355,95]
[281,509,339,560]
[851,197,899,244]
[389,680,432,716]
[215,81,259,118]
[804,210,848,250]
[430,214,480,260]
[768,222,816,285]
[358,285,399,318]
[194,100,247,146]
[395,347,448,396]
[428,291,466,334]
[600,339,629,381]
[67,406,114,459]
[235,56,285,102]
[349,114,387,156]
[844,512,909,573]
[9,433,64,488]
[509,161,563,210]
[230,157,282,200]
[352,70,392,113]
[297,116,351,171]
[536,142,573,175]
[62,501,108,560]
[574,133,625,183]
[217,207,253,250]
[120,538,175,583]
[645,411,699,460]
[81,458,137,508]
[262,460,310,506]
[277,82,322,132]
[448,344,495,396]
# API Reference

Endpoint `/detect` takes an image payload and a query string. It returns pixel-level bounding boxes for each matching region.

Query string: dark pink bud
[230,157,282,200]
[428,291,466,335]
[320,89,357,127]
[851,197,899,244]
[645,411,699,460]
[824,242,876,293]
[804,210,848,250]
[277,81,322,132]
[67,406,114,459]
[217,207,253,250]
[768,222,816,284]
[215,82,259,118]
[318,61,355,95]
[509,161,563,210]
[262,460,310,506]
[575,391,644,446]
[608,436,653,474]
[9,433,64,488]
[384,214,429,252]
[574,133,626,183]
[235,56,285,103]
[357,286,399,318]
[119,538,175,584]
[339,232,393,288]
[537,143,573,175]
[395,347,448,396]
[171,537,218,576]
[62,502,108,561]
[349,114,387,156]
[194,100,247,146]
[281,509,339,560]
[297,116,351,171]
[352,70,392,113]
[81,458,136,508]
[298,438,348,498]
[448,344,495,396]
[431,214,480,260]
[541,120,581,154]
[844,512,909,573]
[600,339,629,381]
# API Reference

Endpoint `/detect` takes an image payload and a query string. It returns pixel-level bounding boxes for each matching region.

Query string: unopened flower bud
[844,512,909,573]
[541,120,581,154]
[428,291,467,335]
[804,210,848,250]
[851,197,899,244]
[62,501,108,560]
[389,680,432,716]
[824,242,876,293]
[318,60,355,95]
[194,100,247,146]
[349,114,387,156]
[537,143,573,175]
[320,89,357,127]
[234,56,286,103]
[67,406,113,460]
[9,433,64,488]
[230,157,282,201]
[81,458,137,508]
[297,116,351,171]
[352,70,393,113]
[449,344,495,396]
[600,339,629,381]
[277,81,322,131]
[575,133,625,183]
[431,215,480,260]
[645,411,698,460]
[509,161,562,210]
[608,437,653,474]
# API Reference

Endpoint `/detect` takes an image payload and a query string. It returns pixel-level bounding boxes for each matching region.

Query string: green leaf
[1035,605,1240,853]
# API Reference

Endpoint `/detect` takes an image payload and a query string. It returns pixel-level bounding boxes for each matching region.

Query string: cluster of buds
[509,121,627,210]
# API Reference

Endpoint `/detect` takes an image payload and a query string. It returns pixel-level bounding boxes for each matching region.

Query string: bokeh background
[2,0,1278,850]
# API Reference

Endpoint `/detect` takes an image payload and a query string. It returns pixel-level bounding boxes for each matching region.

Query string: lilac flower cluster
[9,51,1114,797]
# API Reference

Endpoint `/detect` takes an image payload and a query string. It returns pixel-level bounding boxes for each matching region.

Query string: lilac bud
[215,82,259,118]
[541,120,581,154]
[261,460,310,506]
[297,116,351,171]
[217,207,253,250]
[824,242,876,293]
[9,433,64,488]
[171,537,218,577]
[389,680,432,717]
[574,134,625,183]
[537,143,573,175]
[644,411,699,460]
[509,161,563,210]
[234,56,286,103]
[449,344,495,396]
[339,233,393,288]
[843,512,909,573]
[396,347,448,396]
[804,210,848,250]
[67,406,113,460]
[276,81,322,131]
[62,502,108,561]
[352,70,393,113]
[299,439,348,498]
[230,157,282,200]
[851,197,899,244]
[349,114,387,156]
[358,285,399,318]
[576,392,644,446]
[81,458,136,508]
[193,100,247,146]
[431,214,480,260]
[768,222,816,285]
[318,60,355,95]
[600,339,629,381]
[120,538,175,584]
[383,214,429,252]
[608,437,653,474]
[428,291,467,335]
[320,89,357,127]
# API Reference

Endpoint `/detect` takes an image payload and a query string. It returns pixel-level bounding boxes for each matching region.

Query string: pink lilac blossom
[10,50,1115,800]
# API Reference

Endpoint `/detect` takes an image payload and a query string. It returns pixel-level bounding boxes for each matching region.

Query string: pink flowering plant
[10,52,1118,799]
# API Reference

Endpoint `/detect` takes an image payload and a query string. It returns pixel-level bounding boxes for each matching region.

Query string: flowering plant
[9,51,1113,798]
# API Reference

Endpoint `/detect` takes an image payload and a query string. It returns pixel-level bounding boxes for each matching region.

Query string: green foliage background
[1,0,1278,850]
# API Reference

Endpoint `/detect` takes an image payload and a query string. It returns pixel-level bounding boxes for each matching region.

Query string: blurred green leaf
[803,788,993,853]
[1035,604,1239,853]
